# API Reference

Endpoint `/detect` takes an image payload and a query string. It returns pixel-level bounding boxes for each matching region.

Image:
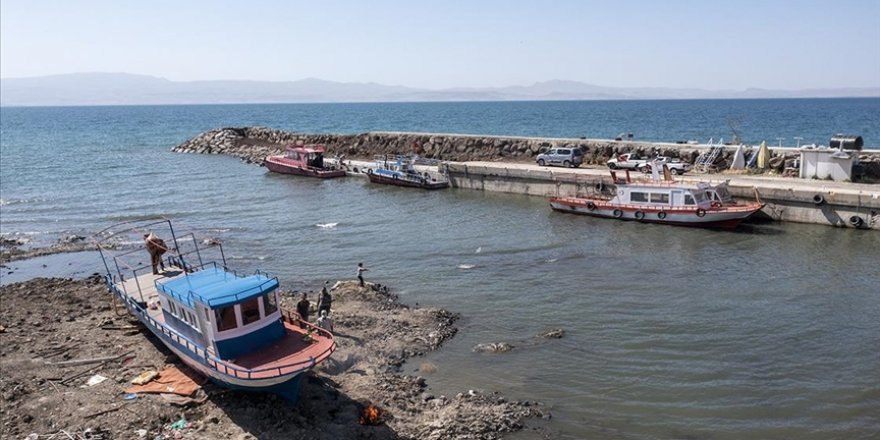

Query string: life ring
[353,167,359,173]
[594,182,606,192]
[612,209,623,218]
[812,194,825,205]
[635,211,645,220]
[711,201,722,208]
[366,168,373,174]
[696,208,707,217]
[658,211,667,219]
[586,201,597,211]
[848,215,864,228]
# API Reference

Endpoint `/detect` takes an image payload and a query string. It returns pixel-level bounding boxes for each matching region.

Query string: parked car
[639,156,691,175]
[536,148,583,168]
[606,153,648,170]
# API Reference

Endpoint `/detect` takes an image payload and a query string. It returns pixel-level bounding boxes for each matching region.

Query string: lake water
[1,100,879,439]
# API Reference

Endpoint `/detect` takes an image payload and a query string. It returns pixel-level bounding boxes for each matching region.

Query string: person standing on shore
[296,292,311,326]
[357,263,369,287]
[316,310,334,332]
[143,232,167,275]
[317,281,332,316]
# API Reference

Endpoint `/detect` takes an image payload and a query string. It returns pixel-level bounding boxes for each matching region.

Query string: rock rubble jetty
[173,127,880,178]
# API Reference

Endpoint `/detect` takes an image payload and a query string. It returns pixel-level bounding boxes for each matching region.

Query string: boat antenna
[727,117,742,145]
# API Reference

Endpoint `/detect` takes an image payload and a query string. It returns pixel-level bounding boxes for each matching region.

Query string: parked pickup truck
[606,153,648,170]
[639,156,691,175]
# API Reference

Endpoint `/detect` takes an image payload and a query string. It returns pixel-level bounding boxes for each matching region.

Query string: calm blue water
[2,100,879,439]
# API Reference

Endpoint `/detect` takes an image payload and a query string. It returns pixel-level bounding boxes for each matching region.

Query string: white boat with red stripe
[550,169,764,229]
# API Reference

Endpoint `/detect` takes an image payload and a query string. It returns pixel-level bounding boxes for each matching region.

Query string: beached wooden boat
[366,155,449,189]
[265,145,346,178]
[95,218,335,401]
[550,171,764,229]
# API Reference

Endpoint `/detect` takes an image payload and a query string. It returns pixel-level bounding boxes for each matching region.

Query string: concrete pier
[172,127,880,230]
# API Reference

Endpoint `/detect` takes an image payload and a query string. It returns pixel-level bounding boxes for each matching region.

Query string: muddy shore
[0,275,544,439]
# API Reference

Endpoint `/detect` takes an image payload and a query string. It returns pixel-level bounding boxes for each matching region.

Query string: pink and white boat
[265,145,346,178]
[550,171,764,229]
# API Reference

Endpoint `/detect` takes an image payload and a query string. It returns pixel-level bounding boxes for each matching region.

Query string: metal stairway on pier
[695,138,726,173]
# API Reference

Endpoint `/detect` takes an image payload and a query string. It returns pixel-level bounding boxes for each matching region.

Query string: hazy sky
[1,0,878,90]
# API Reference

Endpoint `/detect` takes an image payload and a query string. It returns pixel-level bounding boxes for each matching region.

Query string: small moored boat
[95,218,335,401]
[550,171,764,229]
[366,155,449,190]
[265,145,346,178]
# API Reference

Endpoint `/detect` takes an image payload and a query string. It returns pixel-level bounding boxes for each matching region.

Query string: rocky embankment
[0,277,544,440]
[172,126,880,178]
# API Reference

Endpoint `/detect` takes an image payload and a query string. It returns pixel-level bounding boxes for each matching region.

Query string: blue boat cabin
[155,267,284,359]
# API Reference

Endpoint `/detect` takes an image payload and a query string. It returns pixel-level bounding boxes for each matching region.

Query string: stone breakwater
[173,127,880,178]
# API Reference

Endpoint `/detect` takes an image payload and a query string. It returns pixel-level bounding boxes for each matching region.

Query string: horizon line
[3,95,879,109]
[2,72,879,92]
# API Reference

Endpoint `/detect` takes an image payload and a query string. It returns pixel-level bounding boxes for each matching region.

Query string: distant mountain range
[1,73,878,106]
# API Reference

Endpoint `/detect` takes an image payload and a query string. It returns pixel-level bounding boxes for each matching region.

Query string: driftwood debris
[47,351,134,367]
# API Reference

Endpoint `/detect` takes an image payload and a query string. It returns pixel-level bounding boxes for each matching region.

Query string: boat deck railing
[184,264,281,308]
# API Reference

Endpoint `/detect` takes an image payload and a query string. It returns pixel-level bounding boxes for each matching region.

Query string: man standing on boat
[296,292,311,326]
[357,263,369,287]
[143,232,167,275]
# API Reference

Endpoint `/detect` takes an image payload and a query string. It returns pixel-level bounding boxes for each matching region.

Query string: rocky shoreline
[172,126,880,178]
[0,274,545,439]
[1,234,95,264]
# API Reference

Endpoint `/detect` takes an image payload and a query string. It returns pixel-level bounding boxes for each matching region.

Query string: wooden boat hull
[367,172,449,190]
[549,197,763,229]
[265,156,346,178]
[108,277,332,402]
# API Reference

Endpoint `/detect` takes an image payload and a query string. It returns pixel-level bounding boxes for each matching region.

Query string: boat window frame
[650,192,670,204]
[240,296,262,326]
[262,292,279,316]
[630,191,649,203]
[684,194,696,205]
[215,306,238,332]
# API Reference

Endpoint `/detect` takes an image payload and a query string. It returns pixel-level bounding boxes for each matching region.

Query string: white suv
[536,148,583,168]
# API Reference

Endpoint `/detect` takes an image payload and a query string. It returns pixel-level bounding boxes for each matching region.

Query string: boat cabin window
[630,192,649,203]
[215,307,237,331]
[241,297,261,325]
[650,193,670,204]
[684,194,696,205]
[692,191,709,204]
[262,293,278,316]
[714,185,733,202]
